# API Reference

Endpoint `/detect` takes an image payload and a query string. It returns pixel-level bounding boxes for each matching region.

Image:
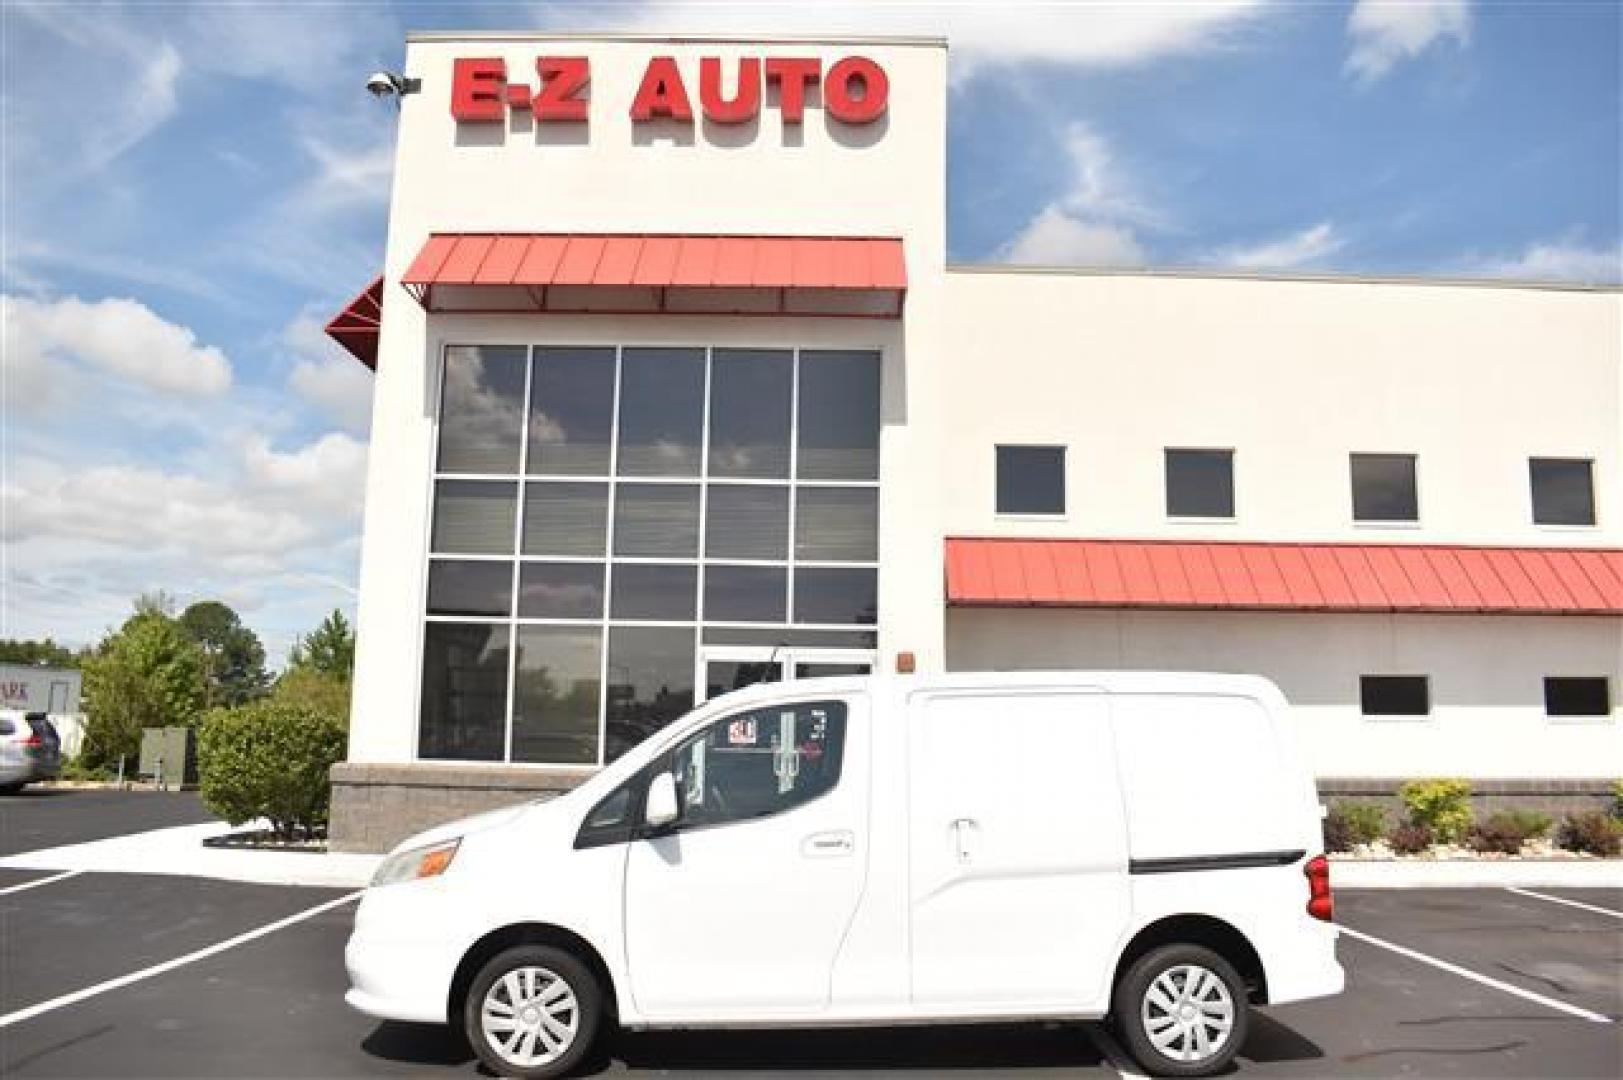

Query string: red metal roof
[324,276,383,370]
[945,538,1623,616]
[400,233,906,317]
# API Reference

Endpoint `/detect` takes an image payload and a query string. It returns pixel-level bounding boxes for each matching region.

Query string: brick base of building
[328,764,1618,853]
[328,762,594,853]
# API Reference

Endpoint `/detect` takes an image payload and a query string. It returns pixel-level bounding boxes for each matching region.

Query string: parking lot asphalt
[1,791,1619,1078]
[0,788,212,859]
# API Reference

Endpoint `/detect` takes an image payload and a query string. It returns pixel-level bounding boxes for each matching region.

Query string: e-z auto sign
[451,55,889,126]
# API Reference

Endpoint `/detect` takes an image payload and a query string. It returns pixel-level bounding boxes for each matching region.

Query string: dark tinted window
[798,351,880,480]
[794,568,878,625]
[419,623,510,760]
[1166,449,1234,518]
[1351,454,1418,522]
[517,562,604,619]
[1544,677,1610,717]
[704,565,787,622]
[522,483,607,557]
[795,487,878,562]
[528,347,615,475]
[668,700,847,829]
[512,626,601,764]
[1360,676,1430,716]
[996,446,1065,515]
[705,485,789,560]
[605,627,695,760]
[431,481,517,554]
[702,627,877,649]
[427,561,512,617]
[709,349,792,478]
[1530,459,1596,526]
[611,564,698,621]
[437,346,526,474]
[618,348,704,477]
[613,484,700,557]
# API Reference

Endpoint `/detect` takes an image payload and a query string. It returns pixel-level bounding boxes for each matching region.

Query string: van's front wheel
[1112,944,1249,1078]
[463,945,602,1079]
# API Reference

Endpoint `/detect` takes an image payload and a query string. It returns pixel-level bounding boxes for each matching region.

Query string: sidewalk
[1331,857,1623,889]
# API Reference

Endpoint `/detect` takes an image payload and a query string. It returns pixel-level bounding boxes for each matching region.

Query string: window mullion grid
[503,347,535,765]
[786,347,801,624]
[596,346,623,768]
[693,347,714,704]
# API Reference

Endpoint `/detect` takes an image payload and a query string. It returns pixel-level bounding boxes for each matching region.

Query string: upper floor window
[1350,453,1418,523]
[1529,458,1596,526]
[1165,449,1235,519]
[996,445,1065,515]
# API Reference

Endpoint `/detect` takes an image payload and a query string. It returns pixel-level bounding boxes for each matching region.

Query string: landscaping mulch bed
[201,828,328,853]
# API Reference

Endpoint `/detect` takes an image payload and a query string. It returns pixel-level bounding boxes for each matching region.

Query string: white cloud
[1462,240,1623,284]
[1208,222,1345,270]
[573,1,1269,73]
[283,310,374,434]
[2,294,232,401]
[1002,207,1147,267]
[1346,0,1471,82]
[997,122,1155,267]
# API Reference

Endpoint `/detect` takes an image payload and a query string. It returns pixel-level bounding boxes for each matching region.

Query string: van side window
[575,784,641,849]
[669,700,847,830]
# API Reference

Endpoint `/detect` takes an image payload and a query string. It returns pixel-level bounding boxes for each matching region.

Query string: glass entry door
[700,647,875,703]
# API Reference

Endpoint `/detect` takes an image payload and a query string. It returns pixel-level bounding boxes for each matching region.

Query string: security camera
[366,71,400,98]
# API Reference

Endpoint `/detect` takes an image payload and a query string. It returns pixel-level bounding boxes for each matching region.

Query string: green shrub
[58,755,113,782]
[1389,822,1434,855]
[1400,779,1474,844]
[1467,810,1552,855]
[1612,780,1623,820]
[1556,812,1623,857]
[1323,802,1388,853]
[198,700,347,838]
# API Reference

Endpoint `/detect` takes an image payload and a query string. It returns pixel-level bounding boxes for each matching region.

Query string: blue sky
[2,1,1619,660]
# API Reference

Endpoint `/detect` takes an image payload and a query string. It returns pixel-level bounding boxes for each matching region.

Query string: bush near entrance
[198,700,346,839]
[1400,779,1474,844]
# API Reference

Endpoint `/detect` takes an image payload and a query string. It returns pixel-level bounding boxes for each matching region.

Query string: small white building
[325,33,1621,851]
[0,662,85,756]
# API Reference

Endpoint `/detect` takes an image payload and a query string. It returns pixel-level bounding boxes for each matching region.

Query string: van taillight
[1304,854,1333,922]
[22,733,42,748]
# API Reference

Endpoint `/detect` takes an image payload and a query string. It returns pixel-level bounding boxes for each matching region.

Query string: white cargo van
[346,672,1342,1078]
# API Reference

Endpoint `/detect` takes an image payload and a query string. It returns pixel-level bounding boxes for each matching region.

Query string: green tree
[288,609,356,680]
[79,608,207,770]
[179,601,270,708]
[272,665,352,722]
[0,639,81,667]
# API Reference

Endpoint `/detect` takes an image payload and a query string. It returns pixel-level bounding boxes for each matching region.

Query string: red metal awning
[325,276,383,369]
[400,233,906,317]
[945,538,1623,616]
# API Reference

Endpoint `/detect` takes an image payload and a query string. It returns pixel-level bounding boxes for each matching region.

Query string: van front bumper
[344,890,463,1025]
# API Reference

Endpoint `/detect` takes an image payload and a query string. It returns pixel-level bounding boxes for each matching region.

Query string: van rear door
[906,689,1128,1010]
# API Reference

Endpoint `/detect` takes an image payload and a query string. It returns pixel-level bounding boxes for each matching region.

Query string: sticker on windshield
[727,716,758,745]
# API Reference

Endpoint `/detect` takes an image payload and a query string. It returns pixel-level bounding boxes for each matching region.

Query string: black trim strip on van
[1129,849,1306,875]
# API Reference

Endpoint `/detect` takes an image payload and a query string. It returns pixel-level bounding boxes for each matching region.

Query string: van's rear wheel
[463,945,601,1079]
[1112,944,1248,1078]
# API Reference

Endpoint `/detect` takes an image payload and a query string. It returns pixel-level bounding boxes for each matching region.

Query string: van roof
[703,670,1285,710]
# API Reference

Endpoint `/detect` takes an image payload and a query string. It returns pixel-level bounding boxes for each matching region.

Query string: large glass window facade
[420,345,882,766]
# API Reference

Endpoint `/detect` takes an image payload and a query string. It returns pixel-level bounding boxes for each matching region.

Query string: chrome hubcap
[1142,963,1235,1062]
[481,966,579,1068]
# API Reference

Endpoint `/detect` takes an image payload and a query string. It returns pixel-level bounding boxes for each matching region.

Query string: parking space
[0,788,213,857]
[1,870,1617,1078]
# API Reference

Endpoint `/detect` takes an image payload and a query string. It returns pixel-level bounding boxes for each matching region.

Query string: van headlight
[371,838,460,888]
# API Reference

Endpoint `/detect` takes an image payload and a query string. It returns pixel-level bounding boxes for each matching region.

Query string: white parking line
[0,870,83,896]
[0,890,361,1028]
[1339,925,1613,1024]
[1082,1022,1150,1080]
[1506,887,1623,920]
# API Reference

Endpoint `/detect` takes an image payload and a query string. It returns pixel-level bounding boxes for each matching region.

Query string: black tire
[462,945,603,1079]
[1112,943,1249,1078]
[0,782,25,796]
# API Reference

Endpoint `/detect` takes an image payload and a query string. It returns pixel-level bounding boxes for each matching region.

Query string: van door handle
[950,818,979,864]
[802,830,855,858]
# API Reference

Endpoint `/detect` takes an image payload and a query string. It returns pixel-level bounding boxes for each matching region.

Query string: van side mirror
[644,772,679,830]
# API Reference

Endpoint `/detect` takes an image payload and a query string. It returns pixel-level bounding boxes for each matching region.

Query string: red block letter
[451,57,506,122]
[630,56,693,122]
[825,56,888,124]
[700,57,760,124]
[534,56,590,121]
[764,57,820,124]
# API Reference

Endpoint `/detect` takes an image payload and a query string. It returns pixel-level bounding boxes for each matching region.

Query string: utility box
[138,727,196,788]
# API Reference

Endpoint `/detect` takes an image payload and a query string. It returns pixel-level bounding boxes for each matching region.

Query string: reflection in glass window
[419,623,510,761]
[1350,453,1418,522]
[529,348,615,476]
[795,487,879,561]
[437,346,527,474]
[794,567,878,625]
[611,564,698,621]
[705,485,789,560]
[518,563,604,619]
[613,484,700,557]
[995,446,1065,515]
[1530,459,1596,526]
[704,565,787,622]
[432,480,518,554]
[427,561,512,617]
[618,348,705,477]
[670,700,847,828]
[522,483,607,558]
[605,626,696,760]
[512,626,602,764]
[798,351,880,480]
[709,349,792,478]
[1165,449,1235,518]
